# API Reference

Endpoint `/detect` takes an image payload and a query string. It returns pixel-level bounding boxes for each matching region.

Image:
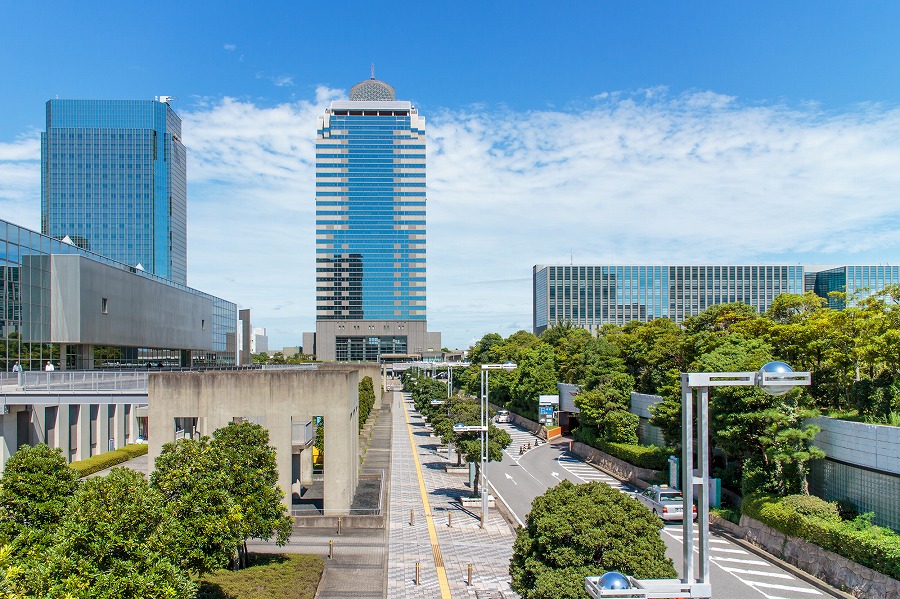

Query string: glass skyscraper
[41,99,187,285]
[311,75,439,361]
[807,265,900,310]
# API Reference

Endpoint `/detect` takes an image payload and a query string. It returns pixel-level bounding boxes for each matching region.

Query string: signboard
[539,405,554,416]
[538,394,559,406]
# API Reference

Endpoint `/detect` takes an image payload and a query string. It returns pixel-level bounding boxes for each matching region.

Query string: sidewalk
[387,391,519,598]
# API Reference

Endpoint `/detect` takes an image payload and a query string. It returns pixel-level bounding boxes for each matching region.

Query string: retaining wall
[570,441,661,488]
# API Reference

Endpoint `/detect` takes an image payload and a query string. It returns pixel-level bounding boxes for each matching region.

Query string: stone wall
[739,515,900,598]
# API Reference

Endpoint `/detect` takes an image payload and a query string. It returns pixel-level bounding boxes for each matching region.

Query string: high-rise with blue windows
[41,98,187,285]
[309,75,440,361]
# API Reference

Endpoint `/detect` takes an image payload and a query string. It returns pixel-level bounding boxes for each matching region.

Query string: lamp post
[585,361,810,598]
[479,362,517,528]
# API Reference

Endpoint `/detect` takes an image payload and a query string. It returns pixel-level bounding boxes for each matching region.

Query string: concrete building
[305,73,440,361]
[41,98,187,285]
[534,264,898,335]
[251,327,268,354]
[148,365,381,513]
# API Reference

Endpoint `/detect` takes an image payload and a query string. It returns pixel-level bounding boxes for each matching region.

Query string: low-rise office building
[1,217,236,370]
[534,264,898,334]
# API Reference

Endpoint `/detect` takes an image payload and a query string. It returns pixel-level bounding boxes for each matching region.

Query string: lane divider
[403,399,452,599]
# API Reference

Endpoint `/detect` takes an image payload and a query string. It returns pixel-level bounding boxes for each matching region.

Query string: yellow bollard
[337,517,342,535]
[468,563,473,586]
[415,561,420,585]
[410,508,415,526]
[328,540,333,559]
[448,511,453,527]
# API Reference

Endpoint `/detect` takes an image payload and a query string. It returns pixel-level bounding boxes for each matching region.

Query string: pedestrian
[44,361,54,372]
[11,361,21,373]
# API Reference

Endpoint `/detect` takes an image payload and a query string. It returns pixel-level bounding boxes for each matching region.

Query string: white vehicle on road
[636,485,697,521]
[494,409,509,423]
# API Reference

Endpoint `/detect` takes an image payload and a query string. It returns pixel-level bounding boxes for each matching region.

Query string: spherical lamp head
[758,361,794,396]
[597,571,631,590]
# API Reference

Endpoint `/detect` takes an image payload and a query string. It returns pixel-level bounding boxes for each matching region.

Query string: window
[101,298,108,314]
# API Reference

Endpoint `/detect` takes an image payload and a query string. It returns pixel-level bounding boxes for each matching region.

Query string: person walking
[44,361,54,372]
[11,361,21,373]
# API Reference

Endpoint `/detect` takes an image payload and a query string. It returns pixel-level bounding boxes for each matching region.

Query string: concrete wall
[148,367,379,514]
[808,416,900,475]
[49,254,213,349]
[314,320,439,361]
[630,392,667,447]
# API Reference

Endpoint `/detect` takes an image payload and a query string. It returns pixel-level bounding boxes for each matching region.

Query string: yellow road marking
[404,398,452,598]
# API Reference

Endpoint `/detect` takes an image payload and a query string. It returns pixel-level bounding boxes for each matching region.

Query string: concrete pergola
[148,365,381,514]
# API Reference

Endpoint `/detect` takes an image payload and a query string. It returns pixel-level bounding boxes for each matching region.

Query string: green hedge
[742,494,900,580]
[69,443,148,477]
[573,427,671,470]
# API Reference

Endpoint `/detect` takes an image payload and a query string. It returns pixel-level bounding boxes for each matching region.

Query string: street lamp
[585,361,810,598]
[479,361,517,528]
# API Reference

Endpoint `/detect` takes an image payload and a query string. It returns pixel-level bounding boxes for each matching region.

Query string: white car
[495,410,509,423]
[636,485,696,521]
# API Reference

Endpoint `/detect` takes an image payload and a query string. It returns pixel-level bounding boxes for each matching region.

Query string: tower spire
[371,63,375,80]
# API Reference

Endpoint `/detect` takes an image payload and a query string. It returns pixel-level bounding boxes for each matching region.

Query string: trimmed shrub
[743,493,900,580]
[781,494,839,522]
[573,426,671,470]
[69,443,148,477]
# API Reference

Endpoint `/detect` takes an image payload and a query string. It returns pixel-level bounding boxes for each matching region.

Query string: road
[489,422,835,599]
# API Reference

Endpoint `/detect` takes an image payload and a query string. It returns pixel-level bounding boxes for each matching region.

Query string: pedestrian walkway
[388,392,520,598]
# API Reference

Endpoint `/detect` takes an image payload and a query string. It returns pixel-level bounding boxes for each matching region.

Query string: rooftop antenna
[371,63,375,79]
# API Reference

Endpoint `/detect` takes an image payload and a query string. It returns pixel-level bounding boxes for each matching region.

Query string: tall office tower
[41,98,187,285]
[311,74,440,361]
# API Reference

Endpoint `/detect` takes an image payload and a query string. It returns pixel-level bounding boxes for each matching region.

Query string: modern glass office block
[0,218,234,370]
[810,266,900,310]
[41,99,187,285]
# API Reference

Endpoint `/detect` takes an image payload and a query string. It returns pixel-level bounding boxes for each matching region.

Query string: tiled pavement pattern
[388,392,520,599]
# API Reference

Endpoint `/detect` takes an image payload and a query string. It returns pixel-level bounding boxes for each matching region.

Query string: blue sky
[2,2,900,350]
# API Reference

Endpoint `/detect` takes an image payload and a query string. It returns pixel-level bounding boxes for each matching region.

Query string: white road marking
[747,581,821,595]
[720,567,794,580]
[505,472,517,485]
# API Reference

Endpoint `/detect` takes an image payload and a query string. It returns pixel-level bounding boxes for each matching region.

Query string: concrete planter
[461,495,494,509]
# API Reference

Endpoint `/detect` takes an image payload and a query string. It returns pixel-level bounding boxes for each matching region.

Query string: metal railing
[291,468,384,517]
[20,371,150,393]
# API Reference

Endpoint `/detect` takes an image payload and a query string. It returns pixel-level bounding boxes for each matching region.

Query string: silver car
[636,485,696,521]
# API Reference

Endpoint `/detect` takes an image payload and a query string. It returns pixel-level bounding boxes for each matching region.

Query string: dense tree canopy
[510,480,676,599]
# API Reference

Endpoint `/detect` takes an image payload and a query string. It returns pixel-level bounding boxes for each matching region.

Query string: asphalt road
[489,422,835,599]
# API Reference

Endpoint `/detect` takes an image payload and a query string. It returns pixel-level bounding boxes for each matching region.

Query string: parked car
[495,410,510,423]
[636,485,696,521]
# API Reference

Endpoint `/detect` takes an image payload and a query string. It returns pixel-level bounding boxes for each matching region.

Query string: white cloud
[223,43,236,51]
[272,75,294,87]
[3,88,900,350]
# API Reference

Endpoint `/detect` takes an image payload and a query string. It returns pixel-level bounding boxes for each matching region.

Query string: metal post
[698,385,710,584]
[337,517,342,535]
[415,561,420,585]
[481,367,488,527]
[410,508,414,526]
[448,511,453,527]
[681,374,694,584]
[328,540,333,559]
[468,563,473,586]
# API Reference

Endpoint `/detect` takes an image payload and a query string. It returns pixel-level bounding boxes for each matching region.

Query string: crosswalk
[496,422,543,461]
[555,454,632,492]
[663,522,824,598]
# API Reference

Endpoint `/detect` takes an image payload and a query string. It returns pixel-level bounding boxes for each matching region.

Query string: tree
[0,444,78,545]
[211,422,293,568]
[38,468,196,599]
[150,437,243,575]
[510,480,676,599]
[358,375,376,428]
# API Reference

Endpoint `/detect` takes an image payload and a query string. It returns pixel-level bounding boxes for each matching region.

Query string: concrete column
[129,407,139,442]
[55,405,71,462]
[323,387,357,514]
[98,405,110,454]
[270,413,293,511]
[59,344,68,371]
[299,445,312,485]
[113,404,126,449]
[75,404,91,461]
[0,411,19,474]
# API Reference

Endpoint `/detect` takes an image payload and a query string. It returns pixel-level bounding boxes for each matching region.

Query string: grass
[196,553,324,599]
[822,409,900,427]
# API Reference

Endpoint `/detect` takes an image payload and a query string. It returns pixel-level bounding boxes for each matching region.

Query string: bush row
[573,426,671,470]
[69,443,148,477]
[742,493,900,580]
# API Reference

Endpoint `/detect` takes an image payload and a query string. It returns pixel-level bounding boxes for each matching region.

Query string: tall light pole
[480,362,517,528]
[585,361,810,598]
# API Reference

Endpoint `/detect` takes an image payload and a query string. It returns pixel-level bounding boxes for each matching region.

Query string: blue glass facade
[533,264,805,333]
[41,99,187,285]
[0,218,234,370]
[807,266,900,310]
[315,95,427,322]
